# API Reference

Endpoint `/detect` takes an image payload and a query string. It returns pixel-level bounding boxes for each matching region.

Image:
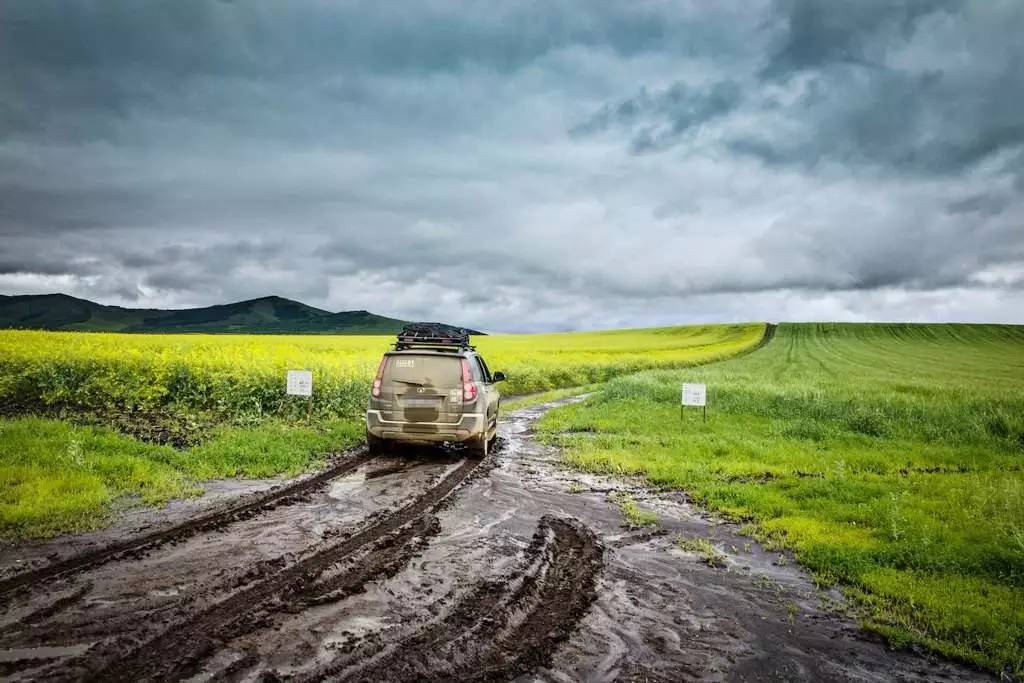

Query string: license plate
[403,398,440,407]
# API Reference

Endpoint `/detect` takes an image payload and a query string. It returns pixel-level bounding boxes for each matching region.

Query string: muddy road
[0,399,988,681]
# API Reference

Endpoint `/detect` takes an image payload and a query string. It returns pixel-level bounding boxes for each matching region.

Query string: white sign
[681,383,706,407]
[286,370,313,397]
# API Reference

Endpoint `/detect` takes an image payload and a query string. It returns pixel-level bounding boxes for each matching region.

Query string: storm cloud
[1,0,1022,331]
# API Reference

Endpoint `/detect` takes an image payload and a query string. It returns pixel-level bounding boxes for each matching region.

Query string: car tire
[470,433,489,458]
[366,432,388,455]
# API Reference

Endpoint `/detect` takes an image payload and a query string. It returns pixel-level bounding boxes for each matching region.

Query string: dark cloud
[0,2,674,77]
[761,0,957,75]
[946,193,1011,217]
[731,63,1024,175]
[0,1,690,150]
[0,257,84,277]
[0,238,102,276]
[0,0,1021,329]
[572,81,743,153]
[575,2,1024,177]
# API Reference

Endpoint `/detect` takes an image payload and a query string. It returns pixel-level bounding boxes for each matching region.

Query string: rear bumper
[365,410,486,443]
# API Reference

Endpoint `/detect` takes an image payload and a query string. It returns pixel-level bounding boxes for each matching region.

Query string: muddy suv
[365,323,505,456]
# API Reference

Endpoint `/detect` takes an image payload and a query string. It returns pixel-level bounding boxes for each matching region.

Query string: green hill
[0,294,159,331]
[0,294,416,334]
[243,309,413,335]
[124,296,333,333]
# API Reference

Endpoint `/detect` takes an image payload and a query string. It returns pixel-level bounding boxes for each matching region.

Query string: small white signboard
[681,383,707,407]
[286,370,313,397]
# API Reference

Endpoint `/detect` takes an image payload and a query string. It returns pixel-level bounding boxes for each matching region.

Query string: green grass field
[0,323,765,539]
[0,418,364,538]
[537,323,1024,676]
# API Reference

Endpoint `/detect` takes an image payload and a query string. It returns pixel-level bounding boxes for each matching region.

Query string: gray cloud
[572,81,743,153]
[0,0,1022,330]
[575,1,1024,177]
[761,0,957,75]
[946,193,1011,217]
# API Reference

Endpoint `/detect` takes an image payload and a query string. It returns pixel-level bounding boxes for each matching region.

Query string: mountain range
[0,293,472,335]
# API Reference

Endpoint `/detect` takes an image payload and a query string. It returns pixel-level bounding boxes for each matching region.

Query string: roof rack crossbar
[393,341,474,352]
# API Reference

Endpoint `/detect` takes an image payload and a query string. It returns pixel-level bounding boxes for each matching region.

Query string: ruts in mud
[307,516,603,682]
[0,399,993,682]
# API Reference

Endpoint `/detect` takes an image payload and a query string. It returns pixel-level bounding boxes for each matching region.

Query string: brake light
[461,358,477,402]
[371,356,387,397]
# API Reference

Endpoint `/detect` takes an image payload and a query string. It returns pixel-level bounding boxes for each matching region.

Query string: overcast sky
[1,1,1022,331]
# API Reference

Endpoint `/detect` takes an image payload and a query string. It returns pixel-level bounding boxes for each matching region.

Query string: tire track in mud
[0,656,60,679]
[0,448,374,600]
[194,514,444,681]
[311,515,604,683]
[296,513,441,609]
[16,583,93,627]
[77,456,484,682]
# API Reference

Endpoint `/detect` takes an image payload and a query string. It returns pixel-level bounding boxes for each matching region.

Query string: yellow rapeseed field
[0,324,766,422]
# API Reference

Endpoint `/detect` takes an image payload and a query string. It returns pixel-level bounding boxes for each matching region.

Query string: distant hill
[0,294,476,335]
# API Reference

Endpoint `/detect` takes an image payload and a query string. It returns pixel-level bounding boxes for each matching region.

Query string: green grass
[0,417,363,539]
[674,535,726,567]
[502,383,603,411]
[611,492,658,527]
[538,323,1024,676]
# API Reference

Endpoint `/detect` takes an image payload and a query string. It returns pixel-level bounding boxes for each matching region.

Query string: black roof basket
[395,322,473,351]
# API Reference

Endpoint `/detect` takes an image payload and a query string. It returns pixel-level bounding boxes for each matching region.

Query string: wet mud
[0,399,991,682]
[310,515,604,682]
[0,449,375,598]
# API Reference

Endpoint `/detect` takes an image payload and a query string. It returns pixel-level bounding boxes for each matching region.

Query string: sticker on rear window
[394,359,415,368]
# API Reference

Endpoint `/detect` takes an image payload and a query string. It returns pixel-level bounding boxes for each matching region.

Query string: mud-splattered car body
[366,345,504,456]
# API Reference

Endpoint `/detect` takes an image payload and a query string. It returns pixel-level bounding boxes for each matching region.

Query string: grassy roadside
[0,417,362,539]
[537,323,1024,676]
[501,325,777,411]
[502,384,604,411]
[0,382,602,539]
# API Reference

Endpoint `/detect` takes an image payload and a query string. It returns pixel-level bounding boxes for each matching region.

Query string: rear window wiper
[393,378,426,387]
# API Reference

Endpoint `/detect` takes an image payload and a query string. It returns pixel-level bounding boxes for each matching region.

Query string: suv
[365,323,505,456]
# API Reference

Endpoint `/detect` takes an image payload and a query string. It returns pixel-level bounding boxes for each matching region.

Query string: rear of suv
[365,323,505,456]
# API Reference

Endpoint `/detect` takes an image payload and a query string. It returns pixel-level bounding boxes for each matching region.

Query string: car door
[474,355,499,428]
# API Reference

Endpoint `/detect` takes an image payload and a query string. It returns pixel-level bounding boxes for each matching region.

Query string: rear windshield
[382,354,461,387]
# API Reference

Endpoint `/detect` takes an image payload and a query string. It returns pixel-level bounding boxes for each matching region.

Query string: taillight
[461,358,477,402]
[371,357,387,397]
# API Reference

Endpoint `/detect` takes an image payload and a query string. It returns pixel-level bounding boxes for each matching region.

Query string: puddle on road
[0,644,92,662]
[325,614,389,642]
[327,472,370,500]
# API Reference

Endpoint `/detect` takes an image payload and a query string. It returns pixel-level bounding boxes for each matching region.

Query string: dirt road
[0,399,988,681]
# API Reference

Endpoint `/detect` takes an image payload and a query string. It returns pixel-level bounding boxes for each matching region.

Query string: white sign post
[287,370,314,419]
[681,382,707,422]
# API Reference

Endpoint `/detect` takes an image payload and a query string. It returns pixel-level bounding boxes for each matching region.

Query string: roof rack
[394,322,474,351]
